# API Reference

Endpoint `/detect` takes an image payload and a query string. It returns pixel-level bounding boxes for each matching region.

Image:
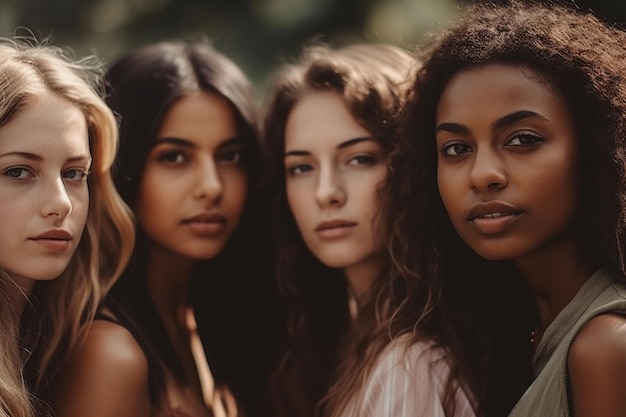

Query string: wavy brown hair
[385,1,626,415]
[263,42,482,417]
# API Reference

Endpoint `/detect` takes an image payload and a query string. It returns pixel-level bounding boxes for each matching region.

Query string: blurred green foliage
[1,0,625,91]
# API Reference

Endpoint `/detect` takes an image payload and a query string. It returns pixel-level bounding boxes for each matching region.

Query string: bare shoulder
[54,319,152,417]
[568,313,626,417]
[570,313,626,360]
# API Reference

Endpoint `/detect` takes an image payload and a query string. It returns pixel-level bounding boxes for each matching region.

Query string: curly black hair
[384,1,626,415]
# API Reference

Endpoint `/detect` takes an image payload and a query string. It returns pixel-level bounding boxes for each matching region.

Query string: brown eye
[441,142,471,157]
[159,151,186,164]
[506,132,543,147]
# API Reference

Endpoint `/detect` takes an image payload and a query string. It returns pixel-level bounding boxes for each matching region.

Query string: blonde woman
[0,36,134,416]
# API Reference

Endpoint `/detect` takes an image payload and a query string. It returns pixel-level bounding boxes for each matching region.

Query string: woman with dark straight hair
[55,39,270,417]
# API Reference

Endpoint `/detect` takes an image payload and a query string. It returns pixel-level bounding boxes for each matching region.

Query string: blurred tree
[5,0,624,88]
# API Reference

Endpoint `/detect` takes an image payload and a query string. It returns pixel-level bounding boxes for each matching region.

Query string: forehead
[437,63,567,122]
[284,90,371,150]
[0,93,88,153]
[157,91,237,141]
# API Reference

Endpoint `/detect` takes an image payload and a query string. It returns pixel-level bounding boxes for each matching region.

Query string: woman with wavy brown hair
[389,1,626,416]
[262,42,483,417]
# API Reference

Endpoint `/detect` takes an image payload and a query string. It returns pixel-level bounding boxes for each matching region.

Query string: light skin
[284,90,387,304]
[55,91,246,417]
[0,91,90,306]
[435,62,626,417]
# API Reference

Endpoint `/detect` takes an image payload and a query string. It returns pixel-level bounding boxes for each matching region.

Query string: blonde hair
[0,35,135,414]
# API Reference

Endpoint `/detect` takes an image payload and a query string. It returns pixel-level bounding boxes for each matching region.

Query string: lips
[466,201,523,235]
[467,201,522,221]
[29,229,73,252]
[315,219,357,232]
[182,212,227,236]
[31,229,73,241]
[183,212,227,224]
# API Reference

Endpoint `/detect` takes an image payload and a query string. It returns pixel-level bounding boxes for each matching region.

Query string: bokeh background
[2,0,625,91]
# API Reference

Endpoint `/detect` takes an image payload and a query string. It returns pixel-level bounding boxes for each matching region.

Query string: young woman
[263,43,482,417]
[0,36,134,416]
[388,2,626,416]
[54,40,269,417]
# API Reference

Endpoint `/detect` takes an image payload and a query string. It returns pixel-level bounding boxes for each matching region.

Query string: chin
[470,244,520,261]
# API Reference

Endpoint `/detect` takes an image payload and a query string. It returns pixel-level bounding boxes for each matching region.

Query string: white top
[339,335,476,417]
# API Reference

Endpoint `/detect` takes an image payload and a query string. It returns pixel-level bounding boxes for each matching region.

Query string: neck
[342,253,383,311]
[515,235,597,331]
[144,244,195,327]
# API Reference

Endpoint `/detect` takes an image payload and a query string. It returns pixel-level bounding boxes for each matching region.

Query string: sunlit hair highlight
[0,35,134,412]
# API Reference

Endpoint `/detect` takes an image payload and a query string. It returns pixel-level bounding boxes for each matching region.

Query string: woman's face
[435,63,580,262]
[284,90,387,275]
[135,91,248,260]
[0,93,90,291]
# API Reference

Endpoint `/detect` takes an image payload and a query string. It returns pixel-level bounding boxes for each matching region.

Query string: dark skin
[435,63,626,417]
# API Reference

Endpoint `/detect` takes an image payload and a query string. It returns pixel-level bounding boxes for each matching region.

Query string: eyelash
[440,142,471,157]
[158,151,187,164]
[3,166,31,180]
[63,168,90,181]
[440,131,544,157]
[505,131,543,147]
[157,148,246,166]
[286,154,379,176]
[349,154,377,166]
[284,164,308,176]
[2,166,90,182]
[220,149,246,164]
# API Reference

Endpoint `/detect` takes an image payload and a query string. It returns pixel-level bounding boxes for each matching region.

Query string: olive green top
[508,268,626,417]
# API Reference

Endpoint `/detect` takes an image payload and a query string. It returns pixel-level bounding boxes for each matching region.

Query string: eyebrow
[285,136,375,157]
[152,136,244,149]
[0,151,91,163]
[436,110,549,135]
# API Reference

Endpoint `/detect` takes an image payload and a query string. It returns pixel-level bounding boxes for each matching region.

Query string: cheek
[536,159,580,221]
[134,175,174,229]
[437,169,460,216]
[65,184,90,229]
[286,182,310,229]
[223,173,248,214]
[75,189,90,226]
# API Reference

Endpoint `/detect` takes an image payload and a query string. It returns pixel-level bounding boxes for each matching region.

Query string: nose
[41,177,72,219]
[468,148,508,193]
[315,164,346,208]
[194,158,223,202]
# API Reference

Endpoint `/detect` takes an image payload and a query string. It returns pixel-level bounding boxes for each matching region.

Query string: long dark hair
[387,1,626,415]
[262,42,484,417]
[105,38,269,414]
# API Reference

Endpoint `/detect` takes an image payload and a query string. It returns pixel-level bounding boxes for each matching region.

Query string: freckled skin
[0,93,90,290]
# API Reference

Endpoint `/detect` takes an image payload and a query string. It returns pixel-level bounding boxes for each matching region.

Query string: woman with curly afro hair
[385,1,626,416]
